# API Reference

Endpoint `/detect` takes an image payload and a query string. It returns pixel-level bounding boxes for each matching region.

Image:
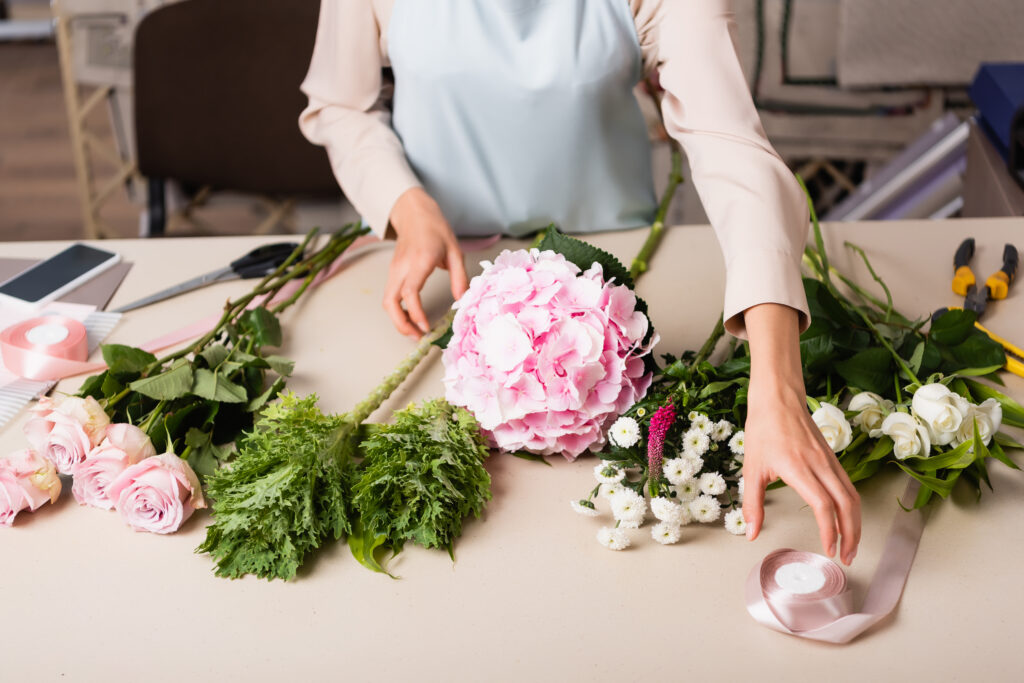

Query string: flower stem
[694,313,726,365]
[348,309,457,426]
[629,146,684,282]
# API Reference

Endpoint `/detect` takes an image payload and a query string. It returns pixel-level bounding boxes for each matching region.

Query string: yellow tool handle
[952,265,975,297]
[974,320,1024,361]
[987,271,1011,300]
[1006,356,1024,379]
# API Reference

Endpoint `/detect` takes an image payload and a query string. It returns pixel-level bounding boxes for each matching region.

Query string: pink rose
[23,395,110,474]
[107,453,206,534]
[72,423,157,510]
[0,450,62,527]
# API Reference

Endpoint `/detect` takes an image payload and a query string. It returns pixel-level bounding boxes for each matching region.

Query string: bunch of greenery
[75,225,368,479]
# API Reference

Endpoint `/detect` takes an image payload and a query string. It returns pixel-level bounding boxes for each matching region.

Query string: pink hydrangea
[442,249,655,460]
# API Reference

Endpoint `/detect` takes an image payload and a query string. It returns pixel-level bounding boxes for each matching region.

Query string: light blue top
[387,0,657,236]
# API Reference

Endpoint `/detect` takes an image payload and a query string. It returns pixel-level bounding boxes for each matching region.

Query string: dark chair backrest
[134,0,340,198]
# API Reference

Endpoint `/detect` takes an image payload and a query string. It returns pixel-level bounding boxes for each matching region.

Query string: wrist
[388,186,432,238]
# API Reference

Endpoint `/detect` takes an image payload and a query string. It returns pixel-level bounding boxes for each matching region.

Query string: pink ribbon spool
[0,316,90,381]
[745,480,926,644]
[749,549,854,632]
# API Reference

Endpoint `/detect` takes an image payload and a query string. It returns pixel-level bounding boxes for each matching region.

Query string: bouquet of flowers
[1,225,368,530]
[571,182,1023,549]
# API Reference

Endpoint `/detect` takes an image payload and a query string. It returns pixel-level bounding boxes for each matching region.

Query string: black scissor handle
[230,242,301,278]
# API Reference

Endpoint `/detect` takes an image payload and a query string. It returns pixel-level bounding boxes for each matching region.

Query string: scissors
[112,242,301,313]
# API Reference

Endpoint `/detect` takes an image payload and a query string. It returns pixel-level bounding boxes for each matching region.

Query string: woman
[299,0,861,564]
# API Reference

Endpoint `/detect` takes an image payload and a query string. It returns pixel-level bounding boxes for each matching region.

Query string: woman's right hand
[384,187,469,338]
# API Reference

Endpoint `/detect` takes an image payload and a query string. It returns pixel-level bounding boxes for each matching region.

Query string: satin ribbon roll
[746,480,925,644]
[0,316,91,381]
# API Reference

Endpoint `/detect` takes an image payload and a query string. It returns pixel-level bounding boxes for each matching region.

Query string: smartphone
[0,243,121,309]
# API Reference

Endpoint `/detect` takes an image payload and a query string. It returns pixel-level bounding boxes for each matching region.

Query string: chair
[133,0,341,236]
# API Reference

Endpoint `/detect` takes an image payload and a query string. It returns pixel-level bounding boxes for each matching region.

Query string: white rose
[952,398,1003,447]
[847,391,893,438]
[811,403,853,453]
[881,412,931,459]
[911,384,967,446]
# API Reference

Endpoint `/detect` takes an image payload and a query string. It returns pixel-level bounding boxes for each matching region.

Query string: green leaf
[929,309,976,346]
[698,379,745,399]
[901,440,975,471]
[510,451,552,466]
[949,334,1006,371]
[431,321,454,350]
[988,439,1020,470]
[894,462,957,498]
[191,368,248,403]
[861,436,894,464]
[101,344,157,376]
[199,344,231,369]
[264,355,295,377]
[953,365,1006,377]
[77,372,106,399]
[908,342,925,375]
[537,224,634,289]
[348,520,396,578]
[247,377,286,413]
[963,379,1024,428]
[129,360,194,401]
[240,307,283,348]
[834,347,893,394]
[100,373,125,398]
[993,431,1024,450]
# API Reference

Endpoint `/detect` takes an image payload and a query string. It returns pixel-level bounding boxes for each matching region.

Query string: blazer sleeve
[298,0,421,237]
[634,0,811,339]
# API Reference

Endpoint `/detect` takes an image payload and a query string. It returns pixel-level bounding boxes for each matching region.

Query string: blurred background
[1,0,1022,242]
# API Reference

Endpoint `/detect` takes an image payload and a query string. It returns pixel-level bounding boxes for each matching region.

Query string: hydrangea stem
[348,309,457,426]
[629,146,684,282]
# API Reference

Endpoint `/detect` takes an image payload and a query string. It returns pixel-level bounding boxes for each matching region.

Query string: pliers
[942,237,1023,377]
[952,237,1018,315]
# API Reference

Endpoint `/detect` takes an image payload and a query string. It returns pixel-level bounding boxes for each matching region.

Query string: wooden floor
[0,40,144,241]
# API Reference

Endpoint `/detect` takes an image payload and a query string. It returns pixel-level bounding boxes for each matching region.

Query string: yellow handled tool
[951,238,1018,314]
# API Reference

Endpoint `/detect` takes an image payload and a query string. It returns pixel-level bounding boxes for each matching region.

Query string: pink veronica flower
[443,249,655,460]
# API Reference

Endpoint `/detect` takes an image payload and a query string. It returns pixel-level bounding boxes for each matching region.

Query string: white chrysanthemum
[570,499,600,517]
[597,526,630,551]
[617,518,643,529]
[729,430,745,458]
[724,508,747,535]
[683,429,711,456]
[699,472,727,496]
[673,478,700,502]
[636,407,647,418]
[690,414,713,434]
[650,496,685,524]
[593,462,626,485]
[689,495,721,523]
[651,521,683,545]
[600,482,626,499]
[737,476,745,501]
[677,503,694,526]
[688,411,699,421]
[608,416,641,448]
[682,451,704,473]
[711,420,734,442]
[663,458,694,485]
[611,490,647,526]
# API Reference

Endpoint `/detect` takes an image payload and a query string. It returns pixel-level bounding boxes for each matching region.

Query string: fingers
[446,243,469,300]
[787,470,839,560]
[820,455,862,565]
[384,260,433,338]
[382,282,420,338]
[741,471,765,541]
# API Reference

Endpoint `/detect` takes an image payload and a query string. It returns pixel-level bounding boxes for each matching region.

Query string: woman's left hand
[739,304,861,566]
